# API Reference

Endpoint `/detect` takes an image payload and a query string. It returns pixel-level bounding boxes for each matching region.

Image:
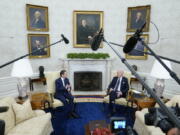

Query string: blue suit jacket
[107,77,129,97]
[54,78,71,97]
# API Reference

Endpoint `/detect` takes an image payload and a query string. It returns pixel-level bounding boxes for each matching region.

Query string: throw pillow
[12,99,35,124]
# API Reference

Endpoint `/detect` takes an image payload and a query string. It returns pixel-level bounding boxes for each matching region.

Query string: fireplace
[74,71,102,91]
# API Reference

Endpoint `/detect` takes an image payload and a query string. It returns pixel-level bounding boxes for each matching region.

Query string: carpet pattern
[51,102,135,135]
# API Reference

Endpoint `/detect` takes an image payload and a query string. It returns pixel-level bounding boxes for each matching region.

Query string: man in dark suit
[54,70,79,118]
[131,12,145,29]
[77,19,96,44]
[107,70,129,115]
[31,11,45,29]
[32,40,47,56]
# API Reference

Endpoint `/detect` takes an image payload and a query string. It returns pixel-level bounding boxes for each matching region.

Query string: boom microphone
[61,34,69,44]
[90,28,103,51]
[123,22,146,53]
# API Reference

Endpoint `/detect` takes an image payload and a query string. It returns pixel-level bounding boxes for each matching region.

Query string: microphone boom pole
[139,39,180,85]
[109,42,180,64]
[103,38,180,128]
[0,35,68,69]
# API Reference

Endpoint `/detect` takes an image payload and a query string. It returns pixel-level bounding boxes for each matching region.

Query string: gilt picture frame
[28,34,50,58]
[73,10,104,48]
[26,4,49,31]
[127,5,151,32]
[125,34,149,60]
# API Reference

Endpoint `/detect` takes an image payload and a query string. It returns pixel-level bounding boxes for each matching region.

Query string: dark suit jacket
[107,77,129,97]
[31,18,45,28]
[54,78,71,97]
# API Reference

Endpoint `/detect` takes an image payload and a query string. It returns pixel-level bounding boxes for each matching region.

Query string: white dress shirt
[61,77,65,87]
[117,77,122,92]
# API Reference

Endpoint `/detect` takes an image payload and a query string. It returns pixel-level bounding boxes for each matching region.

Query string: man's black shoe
[68,113,74,119]
[71,112,80,118]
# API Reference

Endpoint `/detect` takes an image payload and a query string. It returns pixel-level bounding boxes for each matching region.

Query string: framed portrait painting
[125,34,149,60]
[26,4,49,31]
[28,34,50,58]
[73,10,104,48]
[127,5,151,32]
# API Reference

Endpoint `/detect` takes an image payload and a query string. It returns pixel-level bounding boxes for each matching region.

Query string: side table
[136,97,156,110]
[29,77,46,91]
[30,92,51,110]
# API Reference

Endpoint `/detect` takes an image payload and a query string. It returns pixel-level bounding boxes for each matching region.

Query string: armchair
[45,71,63,109]
[103,71,133,106]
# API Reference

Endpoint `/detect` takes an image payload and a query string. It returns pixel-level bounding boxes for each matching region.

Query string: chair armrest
[48,93,54,103]
[34,110,46,116]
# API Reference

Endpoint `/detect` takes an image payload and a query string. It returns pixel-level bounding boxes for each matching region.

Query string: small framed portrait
[28,34,50,58]
[73,10,104,48]
[26,4,49,31]
[125,34,149,60]
[127,5,151,32]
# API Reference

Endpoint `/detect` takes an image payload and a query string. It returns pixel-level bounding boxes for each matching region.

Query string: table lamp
[11,59,33,99]
[150,59,172,98]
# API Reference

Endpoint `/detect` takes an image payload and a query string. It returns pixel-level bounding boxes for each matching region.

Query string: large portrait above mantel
[73,10,104,48]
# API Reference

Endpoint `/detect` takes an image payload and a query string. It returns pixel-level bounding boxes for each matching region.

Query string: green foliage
[67,53,110,59]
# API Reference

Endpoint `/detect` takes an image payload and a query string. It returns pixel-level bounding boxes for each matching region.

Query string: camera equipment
[110,117,126,133]
[110,117,137,135]
[145,103,180,133]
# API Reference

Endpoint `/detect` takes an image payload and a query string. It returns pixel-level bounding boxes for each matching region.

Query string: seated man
[54,70,79,118]
[107,70,129,115]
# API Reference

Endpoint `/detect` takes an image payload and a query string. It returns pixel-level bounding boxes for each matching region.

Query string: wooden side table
[29,77,46,91]
[136,97,156,110]
[30,92,51,110]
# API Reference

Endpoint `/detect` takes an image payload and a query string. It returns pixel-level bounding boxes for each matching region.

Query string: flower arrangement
[92,127,114,135]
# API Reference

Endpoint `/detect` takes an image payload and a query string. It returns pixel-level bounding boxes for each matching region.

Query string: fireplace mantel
[60,58,113,95]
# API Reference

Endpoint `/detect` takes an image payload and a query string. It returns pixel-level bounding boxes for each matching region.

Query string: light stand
[102,38,180,128]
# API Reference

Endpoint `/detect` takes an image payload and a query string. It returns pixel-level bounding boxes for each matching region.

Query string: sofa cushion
[7,113,52,135]
[12,99,35,124]
[0,99,15,134]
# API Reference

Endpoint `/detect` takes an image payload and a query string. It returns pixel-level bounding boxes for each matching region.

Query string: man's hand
[109,88,113,92]
[66,84,71,92]
[117,92,122,98]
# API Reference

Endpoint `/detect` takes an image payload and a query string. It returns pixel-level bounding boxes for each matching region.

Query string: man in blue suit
[54,70,79,118]
[107,70,129,115]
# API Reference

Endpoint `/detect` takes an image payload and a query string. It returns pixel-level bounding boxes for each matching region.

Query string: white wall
[0,0,180,96]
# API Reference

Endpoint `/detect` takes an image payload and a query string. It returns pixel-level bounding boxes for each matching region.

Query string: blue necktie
[114,78,120,91]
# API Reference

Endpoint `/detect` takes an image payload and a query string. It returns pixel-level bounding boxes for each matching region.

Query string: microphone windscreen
[123,36,138,53]
[90,28,103,51]
[61,34,69,44]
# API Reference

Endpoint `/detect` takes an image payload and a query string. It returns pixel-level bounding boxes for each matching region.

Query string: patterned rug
[51,102,136,135]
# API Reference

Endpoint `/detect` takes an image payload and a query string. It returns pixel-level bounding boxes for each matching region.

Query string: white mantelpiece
[61,59,113,95]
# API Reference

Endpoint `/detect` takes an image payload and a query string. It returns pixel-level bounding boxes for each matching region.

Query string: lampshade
[11,59,33,77]
[150,59,172,79]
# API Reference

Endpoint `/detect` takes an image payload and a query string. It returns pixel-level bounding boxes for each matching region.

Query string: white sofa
[0,97,53,135]
[133,95,180,135]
